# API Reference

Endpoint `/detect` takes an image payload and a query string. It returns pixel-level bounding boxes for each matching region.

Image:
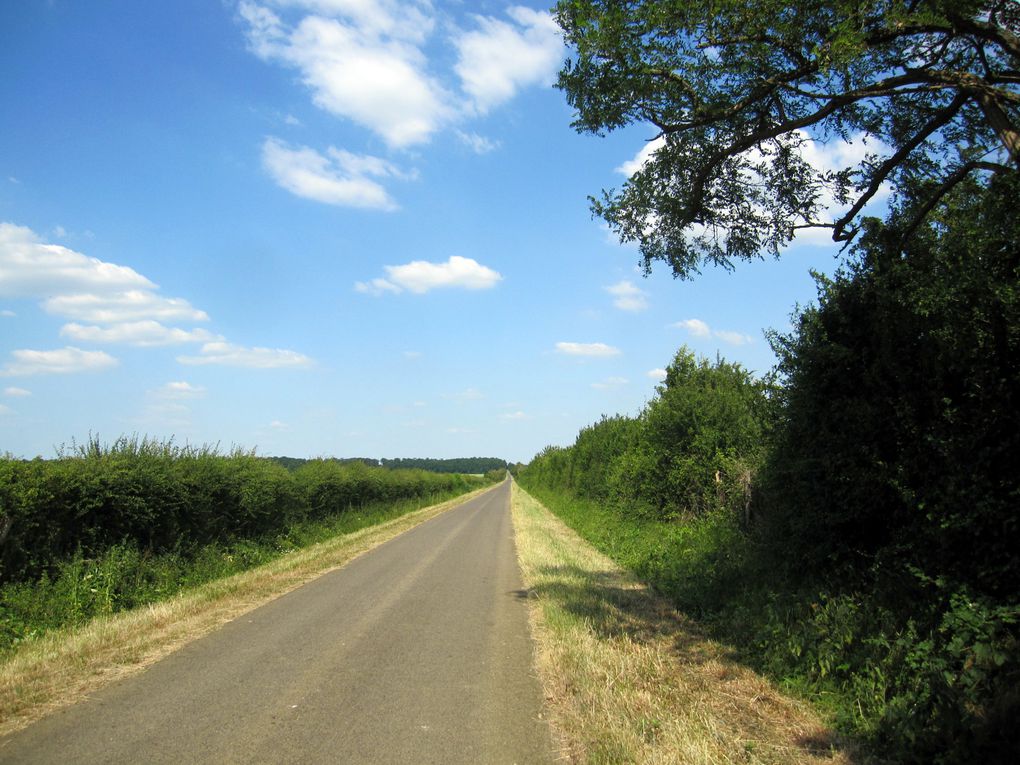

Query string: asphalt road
[0,480,555,764]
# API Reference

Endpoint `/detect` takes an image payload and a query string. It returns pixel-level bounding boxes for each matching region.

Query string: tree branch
[898,160,1011,244]
[832,92,970,241]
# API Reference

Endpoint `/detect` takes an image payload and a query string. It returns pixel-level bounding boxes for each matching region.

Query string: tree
[757,171,1020,595]
[556,0,1019,277]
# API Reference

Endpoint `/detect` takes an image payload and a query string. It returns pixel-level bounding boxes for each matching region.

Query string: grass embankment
[511,482,854,765]
[0,485,492,736]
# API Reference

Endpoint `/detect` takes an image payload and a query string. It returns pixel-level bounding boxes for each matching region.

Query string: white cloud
[617,136,667,177]
[647,368,667,382]
[0,223,154,298]
[0,404,12,416]
[673,318,711,337]
[796,131,892,245]
[1,347,118,377]
[268,419,290,430]
[1,309,14,317]
[605,280,648,311]
[60,321,220,347]
[4,386,31,397]
[403,350,423,359]
[41,291,209,323]
[354,278,402,296]
[356,255,502,295]
[713,330,754,346]
[262,137,407,209]
[456,130,500,155]
[262,0,434,44]
[152,381,206,399]
[454,6,564,114]
[240,1,450,147]
[555,341,621,357]
[673,319,754,346]
[591,376,628,390]
[241,2,564,150]
[177,341,314,368]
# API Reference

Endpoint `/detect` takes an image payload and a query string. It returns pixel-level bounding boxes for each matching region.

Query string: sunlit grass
[511,482,855,764]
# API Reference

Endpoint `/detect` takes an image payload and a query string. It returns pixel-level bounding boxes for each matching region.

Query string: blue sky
[1,1,858,463]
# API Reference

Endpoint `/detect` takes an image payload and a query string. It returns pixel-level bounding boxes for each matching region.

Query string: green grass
[519,480,1020,764]
[0,487,470,655]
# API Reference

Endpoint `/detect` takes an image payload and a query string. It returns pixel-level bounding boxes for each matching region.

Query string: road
[0,480,555,764]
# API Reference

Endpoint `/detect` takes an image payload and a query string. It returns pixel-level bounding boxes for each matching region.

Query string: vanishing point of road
[0,480,556,764]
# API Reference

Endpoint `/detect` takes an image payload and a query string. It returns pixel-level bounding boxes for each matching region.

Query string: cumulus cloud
[453,6,564,114]
[1,347,118,377]
[178,341,314,368]
[605,280,648,311]
[674,318,711,337]
[4,386,31,397]
[3,223,308,370]
[42,291,209,324]
[262,137,409,209]
[0,404,12,416]
[240,1,450,147]
[240,1,564,156]
[617,136,667,177]
[0,223,154,298]
[647,368,668,382]
[60,321,220,347]
[356,255,502,295]
[152,381,206,399]
[555,342,621,358]
[673,319,754,346]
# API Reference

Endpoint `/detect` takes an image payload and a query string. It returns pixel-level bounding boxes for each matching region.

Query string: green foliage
[0,446,481,656]
[0,437,483,585]
[757,173,1020,597]
[526,348,767,520]
[556,0,1018,275]
[380,456,509,474]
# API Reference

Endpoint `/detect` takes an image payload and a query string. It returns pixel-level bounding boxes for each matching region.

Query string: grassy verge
[0,484,492,736]
[511,482,855,764]
[0,486,476,653]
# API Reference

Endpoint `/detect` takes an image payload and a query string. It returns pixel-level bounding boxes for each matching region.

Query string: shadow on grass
[520,564,859,763]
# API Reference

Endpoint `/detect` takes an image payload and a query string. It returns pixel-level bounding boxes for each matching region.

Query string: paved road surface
[0,480,555,764]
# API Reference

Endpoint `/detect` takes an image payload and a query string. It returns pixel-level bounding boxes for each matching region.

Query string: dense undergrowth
[518,174,1020,765]
[0,438,489,653]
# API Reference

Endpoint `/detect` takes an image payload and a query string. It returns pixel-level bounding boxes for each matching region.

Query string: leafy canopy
[556,0,1020,277]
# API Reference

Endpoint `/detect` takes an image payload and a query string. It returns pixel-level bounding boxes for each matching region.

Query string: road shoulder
[510,482,854,764]
[0,485,495,738]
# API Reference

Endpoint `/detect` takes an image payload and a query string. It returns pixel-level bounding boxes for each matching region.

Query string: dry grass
[511,482,856,765]
[0,485,493,737]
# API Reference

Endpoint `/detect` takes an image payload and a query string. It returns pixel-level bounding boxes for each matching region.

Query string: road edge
[0,484,497,738]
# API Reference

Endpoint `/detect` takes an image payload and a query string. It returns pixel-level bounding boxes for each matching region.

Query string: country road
[0,480,555,764]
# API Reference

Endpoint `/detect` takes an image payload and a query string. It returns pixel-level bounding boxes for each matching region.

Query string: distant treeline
[270,456,508,475]
[0,438,490,585]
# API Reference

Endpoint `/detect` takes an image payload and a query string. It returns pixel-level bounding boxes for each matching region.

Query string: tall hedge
[0,438,479,584]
